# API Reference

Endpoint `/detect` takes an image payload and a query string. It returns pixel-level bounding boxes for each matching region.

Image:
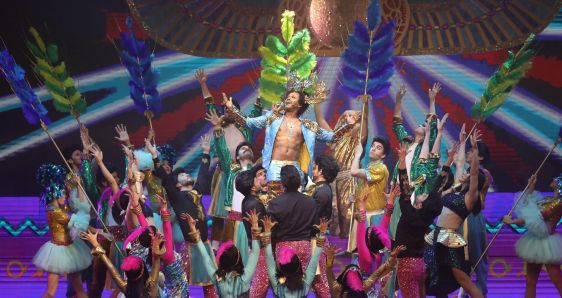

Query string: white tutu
[32,239,92,273]
[514,191,562,264]
[68,210,91,240]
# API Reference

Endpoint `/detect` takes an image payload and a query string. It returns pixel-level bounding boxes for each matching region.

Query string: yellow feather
[29,27,47,53]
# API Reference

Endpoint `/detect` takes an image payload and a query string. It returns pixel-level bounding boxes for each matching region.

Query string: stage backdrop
[0,1,561,196]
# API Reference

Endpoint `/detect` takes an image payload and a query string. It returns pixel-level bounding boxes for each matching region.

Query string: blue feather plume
[119,17,162,116]
[367,0,381,31]
[0,49,50,125]
[339,19,395,100]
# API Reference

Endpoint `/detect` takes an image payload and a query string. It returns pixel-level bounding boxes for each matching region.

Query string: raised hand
[222,92,234,110]
[502,215,513,225]
[156,194,168,211]
[243,209,260,228]
[151,232,166,256]
[205,109,224,128]
[470,128,482,148]
[115,124,130,144]
[384,183,401,206]
[396,142,408,161]
[90,145,103,162]
[261,215,278,233]
[145,138,158,157]
[80,229,99,247]
[396,84,407,101]
[314,218,330,234]
[437,113,449,132]
[194,68,207,84]
[180,213,198,232]
[428,82,441,101]
[390,245,406,258]
[200,135,211,154]
[121,144,134,161]
[272,102,283,115]
[325,243,342,266]
[446,142,460,165]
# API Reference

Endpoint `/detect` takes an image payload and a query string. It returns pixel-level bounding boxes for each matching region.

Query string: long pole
[470,137,560,273]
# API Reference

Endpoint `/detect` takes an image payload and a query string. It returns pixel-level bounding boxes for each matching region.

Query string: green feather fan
[258,10,317,106]
[471,34,535,119]
[27,27,86,115]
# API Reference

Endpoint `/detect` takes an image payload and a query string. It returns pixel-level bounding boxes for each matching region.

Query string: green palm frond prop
[258,10,317,107]
[471,34,535,119]
[27,27,86,115]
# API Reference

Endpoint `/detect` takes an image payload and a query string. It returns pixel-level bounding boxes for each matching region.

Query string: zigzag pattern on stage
[0,42,561,196]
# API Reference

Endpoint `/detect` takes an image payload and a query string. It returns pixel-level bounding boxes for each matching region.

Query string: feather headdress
[471,34,535,119]
[258,10,318,107]
[0,49,50,124]
[27,27,87,116]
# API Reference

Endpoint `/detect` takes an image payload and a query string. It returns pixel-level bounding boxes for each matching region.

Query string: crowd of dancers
[32,69,562,298]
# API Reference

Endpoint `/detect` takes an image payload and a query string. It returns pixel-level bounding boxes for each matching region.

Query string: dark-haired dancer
[263,216,330,297]
[455,124,493,298]
[424,130,486,298]
[184,210,261,297]
[267,165,331,297]
[348,136,390,253]
[195,69,263,249]
[223,83,351,193]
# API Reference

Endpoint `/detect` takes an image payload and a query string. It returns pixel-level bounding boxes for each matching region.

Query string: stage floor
[1,193,560,297]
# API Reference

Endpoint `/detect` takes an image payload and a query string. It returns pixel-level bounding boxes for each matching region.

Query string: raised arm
[419,118,431,159]
[363,245,403,290]
[314,102,332,131]
[303,219,328,291]
[205,110,231,171]
[325,244,342,297]
[147,234,165,298]
[81,230,127,292]
[193,135,212,194]
[454,123,467,184]
[157,195,175,266]
[91,146,119,194]
[195,68,213,100]
[432,114,447,156]
[223,93,270,129]
[262,216,280,294]
[393,85,407,119]
[183,214,218,284]
[466,129,482,207]
[428,82,440,116]
[241,210,262,283]
[350,144,367,179]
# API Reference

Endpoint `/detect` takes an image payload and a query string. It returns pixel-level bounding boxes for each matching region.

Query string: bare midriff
[436,207,463,229]
[271,117,304,161]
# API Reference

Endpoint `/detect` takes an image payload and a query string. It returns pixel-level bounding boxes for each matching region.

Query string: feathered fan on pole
[0,49,50,125]
[471,34,535,119]
[258,10,317,107]
[340,0,395,102]
[27,27,87,120]
[119,17,162,121]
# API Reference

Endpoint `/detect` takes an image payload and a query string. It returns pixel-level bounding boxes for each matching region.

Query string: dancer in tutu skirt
[32,164,92,298]
[503,174,562,297]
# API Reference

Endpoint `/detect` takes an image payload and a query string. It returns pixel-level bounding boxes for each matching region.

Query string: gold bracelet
[160,210,171,222]
[251,227,262,239]
[316,234,326,247]
[260,232,271,246]
[188,230,201,243]
[131,204,142,215]
[91,246,106,256]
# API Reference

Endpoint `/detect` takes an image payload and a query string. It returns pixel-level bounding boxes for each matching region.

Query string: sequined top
[330,130,361,171]
[47,205,72,246]
[539,197,562,226]
[358,161,389,212]
[441,193,470,220]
